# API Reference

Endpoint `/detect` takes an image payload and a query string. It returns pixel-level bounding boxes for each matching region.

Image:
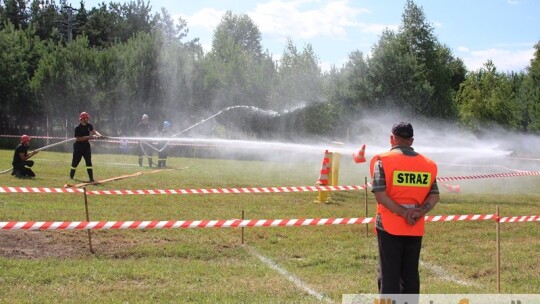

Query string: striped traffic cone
[316,150,331,185]
[353,144,366,163]
[316,150,333,203]
[441,183,461,193]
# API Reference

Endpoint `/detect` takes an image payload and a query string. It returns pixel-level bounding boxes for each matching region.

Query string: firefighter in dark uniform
[370,122,439,296]
[70,111,102,182]
[157,120,172,168]
[136,114,154,167]
[12,135,38,178]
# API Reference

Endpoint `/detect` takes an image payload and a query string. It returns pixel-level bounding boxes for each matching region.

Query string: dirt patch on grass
[0,230,132,259]
[0,230,187,259]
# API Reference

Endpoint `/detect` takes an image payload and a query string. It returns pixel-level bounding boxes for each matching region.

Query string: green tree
[211,10,263,60]
[272,39,322,109]
[152,16,203,125]
[31,36,96,133]
[80,3,119,47]
[516,41,540,133]
[204,11,275,114]
[269,39,338,136]
[455,60,518,130]
[115,31,160,121]
[92,44,123,134]
[0,0,30,30]
[109,0,156,43]
[72,2,89,40]
[28,0,62,41]
[338,50,372,112]
[396,0,462,118]
[323,51,373,137]
[80,1,157,48]
[0,22,43,129]
[367,29,433,114]
[154,7,189,43]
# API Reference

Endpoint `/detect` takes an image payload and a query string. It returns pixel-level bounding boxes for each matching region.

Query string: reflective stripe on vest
[370,151,437,236]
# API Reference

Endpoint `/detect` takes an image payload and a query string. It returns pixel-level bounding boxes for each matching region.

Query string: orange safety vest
[370,150,437,236]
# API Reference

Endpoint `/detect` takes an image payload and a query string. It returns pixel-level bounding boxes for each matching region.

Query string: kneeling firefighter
[12,135,38,178]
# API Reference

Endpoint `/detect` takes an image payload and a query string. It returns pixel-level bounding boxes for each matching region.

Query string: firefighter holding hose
[11,135,38,178]
[136,114,155,167]
[69,111,102,182]
[157,120,172,168]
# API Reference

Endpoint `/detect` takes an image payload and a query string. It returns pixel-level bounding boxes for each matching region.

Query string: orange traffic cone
[442,183,460,193]
[316,150,331,185]
[353,145,366,163]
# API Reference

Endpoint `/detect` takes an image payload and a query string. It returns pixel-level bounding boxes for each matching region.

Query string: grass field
[0,144,539,303]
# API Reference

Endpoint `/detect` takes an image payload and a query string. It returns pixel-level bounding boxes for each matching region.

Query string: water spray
[172,105,279,137]
[134,105,281,154]
[108,105,310,155]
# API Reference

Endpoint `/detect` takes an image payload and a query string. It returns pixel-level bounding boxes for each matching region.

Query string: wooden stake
[496,205,500,293]
[364,177,369,237]
[84,187,94,254]
[241,210,245,245]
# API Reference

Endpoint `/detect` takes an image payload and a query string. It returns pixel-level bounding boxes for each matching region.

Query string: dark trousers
[157,146,168,167]
[71,143,93,180]
[138,143,153,167]
[377,228,422,294]
[12,160,35,177]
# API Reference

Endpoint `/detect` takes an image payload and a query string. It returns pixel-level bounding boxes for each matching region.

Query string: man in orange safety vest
[370,122,439,295]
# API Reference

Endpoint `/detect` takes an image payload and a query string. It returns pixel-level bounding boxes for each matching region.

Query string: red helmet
[80,112,90,120]
[21,135,31,143]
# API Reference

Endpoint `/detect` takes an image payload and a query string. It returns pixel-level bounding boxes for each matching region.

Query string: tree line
[1,0,539,143]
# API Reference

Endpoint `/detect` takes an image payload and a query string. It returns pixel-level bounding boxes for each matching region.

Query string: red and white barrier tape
[507,156,540,161]
[2,168,539,195]
[424,214,539,223]
[497,215,540,222]
[0,187,81,194]
[1,215,537,230]
[0,185,366,195]
[425,214,496,221]
[0,218,372,230]
[0,135,69,140]
[437,171,540,181]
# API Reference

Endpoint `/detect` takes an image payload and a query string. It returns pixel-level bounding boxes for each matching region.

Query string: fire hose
[1,137,109,174]
[1,138,76,174]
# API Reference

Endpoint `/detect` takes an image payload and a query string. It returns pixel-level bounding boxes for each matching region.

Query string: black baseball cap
[392,122,414,138]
